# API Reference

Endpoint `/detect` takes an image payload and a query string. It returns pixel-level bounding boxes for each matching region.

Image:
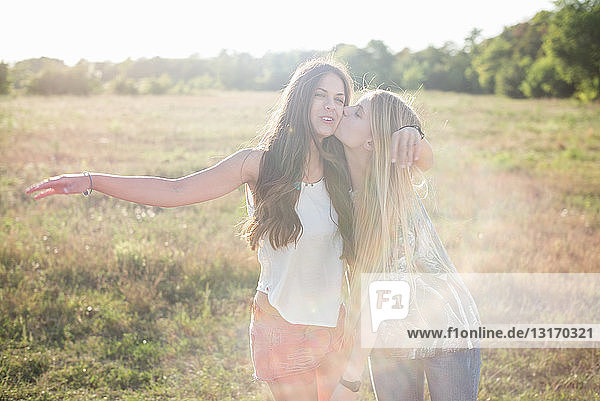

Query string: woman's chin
[332,130,348,144]
[315,130,334,140]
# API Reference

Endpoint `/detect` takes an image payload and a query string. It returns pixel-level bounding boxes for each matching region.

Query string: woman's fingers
[33,188,59,200]
[406,136,417,167]
[391,127,420,168]
[390,131,401,164]
[25,176,68,198]
[25,180,50,194]
[393,130,409,166]
[26,174,88,199]
[391,129,409,167]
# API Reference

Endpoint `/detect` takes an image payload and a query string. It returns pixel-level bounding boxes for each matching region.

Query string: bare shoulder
[238,148,264,186]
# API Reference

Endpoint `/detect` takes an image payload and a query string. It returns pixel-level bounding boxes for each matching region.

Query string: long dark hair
[244,58,355,264]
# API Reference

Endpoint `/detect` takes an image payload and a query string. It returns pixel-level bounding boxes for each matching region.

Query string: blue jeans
[368,348,481,401]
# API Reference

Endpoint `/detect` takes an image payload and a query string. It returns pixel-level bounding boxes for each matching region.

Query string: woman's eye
[315,92,325,97]
[335,98,344,104]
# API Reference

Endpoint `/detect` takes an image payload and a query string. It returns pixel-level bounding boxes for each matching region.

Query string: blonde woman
[26,61,433,401]
[331,90,480,401]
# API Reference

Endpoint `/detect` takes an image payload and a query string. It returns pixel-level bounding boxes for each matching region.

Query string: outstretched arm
[26,148,262,208]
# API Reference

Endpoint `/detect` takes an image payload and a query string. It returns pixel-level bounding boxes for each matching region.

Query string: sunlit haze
[3,0,555,65]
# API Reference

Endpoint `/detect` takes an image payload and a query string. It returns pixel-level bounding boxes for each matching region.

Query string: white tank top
[246,178,344,327]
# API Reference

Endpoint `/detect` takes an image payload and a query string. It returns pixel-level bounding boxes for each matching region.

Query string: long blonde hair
[345,90,458,338]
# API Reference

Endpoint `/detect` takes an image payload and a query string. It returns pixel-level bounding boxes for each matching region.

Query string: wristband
[398,124,424,140]
[82,172,93,196]
[339,377,361,393]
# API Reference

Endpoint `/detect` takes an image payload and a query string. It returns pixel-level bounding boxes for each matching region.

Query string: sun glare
[2,0,554,65]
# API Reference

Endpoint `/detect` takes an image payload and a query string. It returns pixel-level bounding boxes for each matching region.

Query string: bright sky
[2,0,555,66]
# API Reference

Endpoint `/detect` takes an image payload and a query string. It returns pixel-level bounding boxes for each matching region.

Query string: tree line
[1,0,598,100]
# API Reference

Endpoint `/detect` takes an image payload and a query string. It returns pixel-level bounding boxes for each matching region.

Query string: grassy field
[1,91,599,400]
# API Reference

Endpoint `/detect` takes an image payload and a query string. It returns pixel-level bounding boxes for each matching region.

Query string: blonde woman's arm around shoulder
[390,126,433,171]
[26,148,263,208]
[414,138,433,171]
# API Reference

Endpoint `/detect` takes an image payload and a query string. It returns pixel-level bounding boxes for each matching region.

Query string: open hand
[26,174,90,199]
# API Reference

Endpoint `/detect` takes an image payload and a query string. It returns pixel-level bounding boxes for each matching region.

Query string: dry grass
[1,92,598,400]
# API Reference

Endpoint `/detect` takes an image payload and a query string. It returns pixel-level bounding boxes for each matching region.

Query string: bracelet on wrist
[82,172,93,196]
[339,377,361,393]
[398,124,425,140]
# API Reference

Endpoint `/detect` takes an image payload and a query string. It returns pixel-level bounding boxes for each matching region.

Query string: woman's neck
[344,146,370,192]
[304,139,324,182]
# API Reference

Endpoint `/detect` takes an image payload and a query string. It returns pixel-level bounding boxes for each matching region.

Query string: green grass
[1,92,599,400]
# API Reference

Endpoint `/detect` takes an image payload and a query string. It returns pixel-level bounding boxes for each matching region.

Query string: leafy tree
[520,56,575,97]
[138,73,172,95]
[10,57,65,91]
[472,36,512,93]
[334,44,372,88]
[463,29,484,93]
[400,63,426,90]
[214,51,260,90]
[472,11,553,98]
[364,40,395,85]
[27,62,96,95]
[417,42,477,92]
[464,28,483,54]
[0,62,8,94]
[255,51,315,90]
[543,0,600,100]
[94,62,120,83]
[4,5,597,101]
[111,76,139,95]
[495,58,528,98]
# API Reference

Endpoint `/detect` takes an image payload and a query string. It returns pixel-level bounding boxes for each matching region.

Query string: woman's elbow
[416,153,434,171]
[416,141,434,171]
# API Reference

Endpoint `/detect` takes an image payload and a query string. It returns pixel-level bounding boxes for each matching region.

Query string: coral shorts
[249,299,347,384]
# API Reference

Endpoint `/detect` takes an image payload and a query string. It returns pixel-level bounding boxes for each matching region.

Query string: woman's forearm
[342,300,379,381]
[90,149,258,207]
[26,149,260,206]
[91,173,183,208]
[342,339,374,381]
